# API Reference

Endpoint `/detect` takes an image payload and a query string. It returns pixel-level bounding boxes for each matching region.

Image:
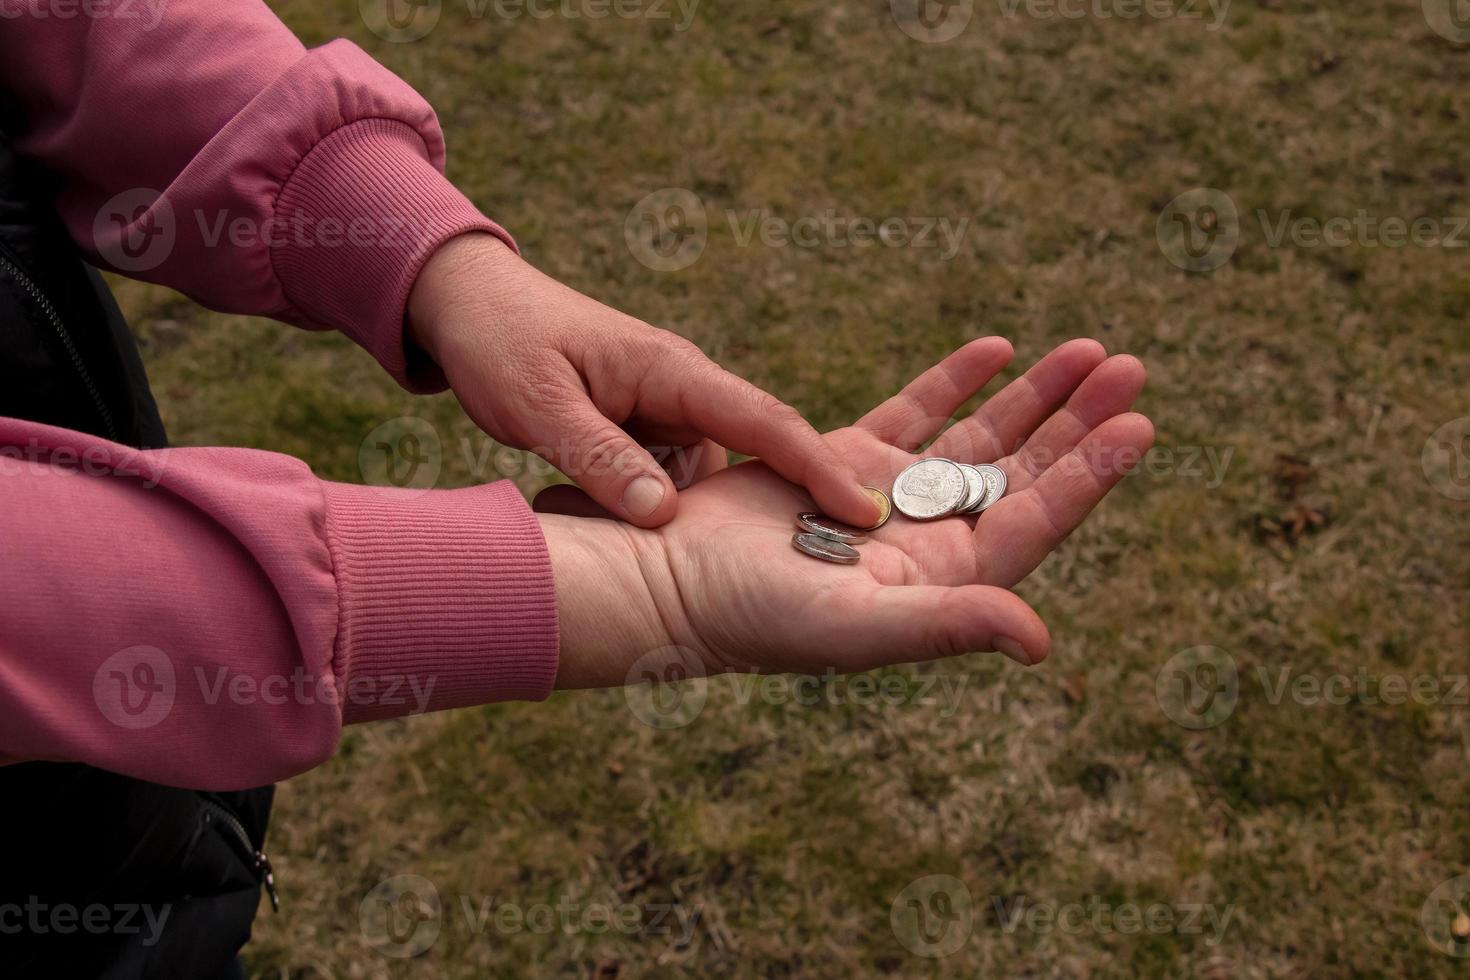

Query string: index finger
[666,364,879,526]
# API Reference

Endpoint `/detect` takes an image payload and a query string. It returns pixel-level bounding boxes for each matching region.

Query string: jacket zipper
[200,797,280,913]
[0,248,118,442]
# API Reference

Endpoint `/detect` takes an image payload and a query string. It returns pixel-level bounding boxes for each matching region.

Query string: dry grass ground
[109,0,1470,975]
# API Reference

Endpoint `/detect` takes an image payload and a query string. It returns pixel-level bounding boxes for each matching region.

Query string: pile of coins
[791,461,1008,565]
[891,458,1007,521]
[791,486,891,565]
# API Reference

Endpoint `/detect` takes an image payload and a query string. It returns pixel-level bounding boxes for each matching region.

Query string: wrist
[406,231,519,363]
[540,512,685,690]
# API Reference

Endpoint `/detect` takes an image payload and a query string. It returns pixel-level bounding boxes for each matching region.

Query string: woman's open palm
[538,338,1153,679]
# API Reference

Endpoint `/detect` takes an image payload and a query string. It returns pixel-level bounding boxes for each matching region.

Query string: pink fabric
[0,5,562,788]
[0,419,560,790]
[0,1,518,390]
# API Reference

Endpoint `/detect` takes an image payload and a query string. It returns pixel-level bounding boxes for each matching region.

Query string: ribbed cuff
[321,479,559,724]
[271,117,518,393]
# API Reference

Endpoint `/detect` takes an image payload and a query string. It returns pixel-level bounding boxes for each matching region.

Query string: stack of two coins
[791,486,891,565]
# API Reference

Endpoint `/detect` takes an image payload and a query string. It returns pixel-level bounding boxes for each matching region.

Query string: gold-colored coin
[860,486,892,530]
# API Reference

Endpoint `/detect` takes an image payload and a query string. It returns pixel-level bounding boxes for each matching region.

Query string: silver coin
[970,464,1008,512]
[792,531,861,564]
[795,513,868,545]
[957,467,991,514]
[891,458,968,520]
[956,464,987,513]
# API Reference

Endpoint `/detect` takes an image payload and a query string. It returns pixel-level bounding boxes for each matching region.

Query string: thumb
[522,393,677,527]
[808,584,1051,671]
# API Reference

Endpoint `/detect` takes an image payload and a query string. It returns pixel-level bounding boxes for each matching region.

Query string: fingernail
[993,636,1030,664]
[622,475,666,518]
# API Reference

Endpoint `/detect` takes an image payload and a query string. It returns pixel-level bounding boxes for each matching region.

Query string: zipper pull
[256,851,280,913]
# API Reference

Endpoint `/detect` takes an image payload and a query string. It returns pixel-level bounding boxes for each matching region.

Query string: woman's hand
[538,337,1154,689]
[407,233,879,528]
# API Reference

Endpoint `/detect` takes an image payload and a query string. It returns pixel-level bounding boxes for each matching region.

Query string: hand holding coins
[791,461,1008,565]
[542,338,1151,684]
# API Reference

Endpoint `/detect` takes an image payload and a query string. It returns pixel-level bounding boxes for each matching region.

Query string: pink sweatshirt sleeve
[0,417,560,790]
[0,1,509,391]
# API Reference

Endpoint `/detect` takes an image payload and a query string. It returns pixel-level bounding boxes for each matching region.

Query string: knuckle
[656,330,705,358]
[764,401,813,443]
[517,364,573,409]
[754,391,798,423]
[601,318,661,364]
[667,338,718,376]
[578,430,638,480]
